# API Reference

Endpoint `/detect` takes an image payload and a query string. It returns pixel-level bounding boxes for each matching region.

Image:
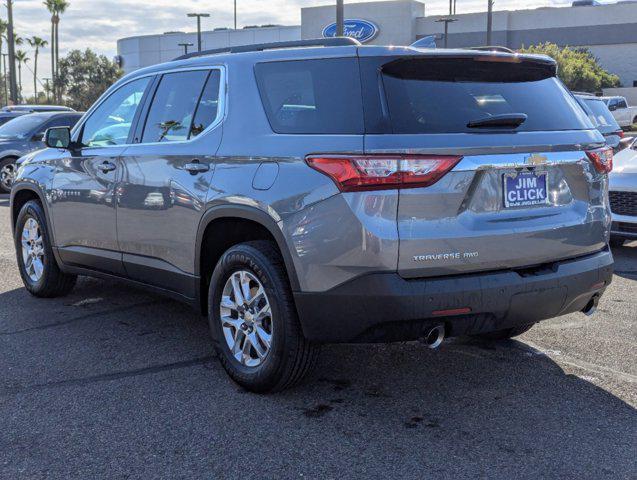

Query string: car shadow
[611,240,637,280]
[0,277,634,477]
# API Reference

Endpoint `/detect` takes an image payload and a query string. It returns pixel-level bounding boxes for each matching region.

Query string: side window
[81,77,150,147]
[141,70,210,143]
[254,58,364,134]
[190,70,221,138]
[618,99,628,109]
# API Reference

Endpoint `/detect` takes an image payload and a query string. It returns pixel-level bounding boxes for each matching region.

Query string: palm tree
[27,37,48,104]
[14,50,29,101]
[44,0,69,103]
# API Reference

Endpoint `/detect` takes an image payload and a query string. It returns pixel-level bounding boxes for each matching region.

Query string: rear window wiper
[467,113,528,129]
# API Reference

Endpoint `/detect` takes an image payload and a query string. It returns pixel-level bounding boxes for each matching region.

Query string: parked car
[601,96,637,129]
[0,111,29,127]
[574,93,624,149]
[609,136,637,245]
[1,104,75,113]
[0,112,84,193]
[10,39,614,392]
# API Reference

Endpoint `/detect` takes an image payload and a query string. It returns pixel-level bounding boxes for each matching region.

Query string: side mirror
[45,126,71,149]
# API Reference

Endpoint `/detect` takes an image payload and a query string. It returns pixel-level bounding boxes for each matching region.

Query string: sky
[7,0,574,97]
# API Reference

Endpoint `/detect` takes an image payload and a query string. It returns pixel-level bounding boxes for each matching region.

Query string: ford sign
[322,19,379,43]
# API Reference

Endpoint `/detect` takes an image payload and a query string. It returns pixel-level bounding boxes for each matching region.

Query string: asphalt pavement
[0,193,635,479]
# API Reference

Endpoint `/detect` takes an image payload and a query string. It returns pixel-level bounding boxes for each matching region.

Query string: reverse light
[306,155,463,192]
[586,147,613,174]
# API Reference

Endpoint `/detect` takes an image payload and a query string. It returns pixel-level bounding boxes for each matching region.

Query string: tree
[519,42,621,93]
[14,50,29,101]
[56,49,122,110]
[44,0,69,103]
[27,36,48,104]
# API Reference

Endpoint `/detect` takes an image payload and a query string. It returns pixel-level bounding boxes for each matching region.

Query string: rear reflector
[586,147,613,174]
[306,155,462,192]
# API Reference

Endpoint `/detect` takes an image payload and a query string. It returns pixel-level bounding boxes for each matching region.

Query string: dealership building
[117,0,637,90]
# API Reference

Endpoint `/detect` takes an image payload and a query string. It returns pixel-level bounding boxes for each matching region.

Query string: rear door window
[363,57,592,134]
[141,70,211,143]
[255,58,363,134]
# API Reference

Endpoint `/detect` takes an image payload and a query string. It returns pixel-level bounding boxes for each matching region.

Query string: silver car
[609,136,637,245]
[10,39,614,392]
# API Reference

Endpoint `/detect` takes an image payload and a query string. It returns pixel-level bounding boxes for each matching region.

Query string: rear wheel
[15,200,77,297]
[472,324,534,341]
[0,157,17,193]
[208,240,318,393]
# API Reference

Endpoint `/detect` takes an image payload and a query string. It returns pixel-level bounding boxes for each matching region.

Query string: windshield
[582,98,620,131]
[0,115,45,140]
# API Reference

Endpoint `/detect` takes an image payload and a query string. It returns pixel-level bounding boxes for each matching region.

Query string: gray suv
[10,39,614,392]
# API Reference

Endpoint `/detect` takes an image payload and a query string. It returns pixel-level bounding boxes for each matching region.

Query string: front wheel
[208,241,318,393]
[0,157,17,193]
[15,200,77,297]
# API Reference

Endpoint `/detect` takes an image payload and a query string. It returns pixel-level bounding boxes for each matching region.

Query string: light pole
[178,42,194,55]
[336,0,344,36]
[1,54,8,105]
[486,0,494,45]
[234,0,237,30]
[435,17,457,49]
[187,13,210,52]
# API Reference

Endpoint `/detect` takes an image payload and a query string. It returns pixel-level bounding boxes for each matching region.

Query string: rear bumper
[294,249,614,343]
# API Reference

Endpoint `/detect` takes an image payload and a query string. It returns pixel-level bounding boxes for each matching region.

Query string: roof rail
[174,37,361,61]
[469,46,516,54]
[571,91,597,96]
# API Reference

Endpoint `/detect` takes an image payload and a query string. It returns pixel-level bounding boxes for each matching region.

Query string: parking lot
[0,193,635,479]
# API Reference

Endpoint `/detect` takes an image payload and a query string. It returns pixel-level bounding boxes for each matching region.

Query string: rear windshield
[376,57,592,134]
[254,58,363,134]
[580,98,620,131]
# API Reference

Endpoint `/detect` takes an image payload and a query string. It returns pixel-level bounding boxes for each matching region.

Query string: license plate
[503,170,548,208]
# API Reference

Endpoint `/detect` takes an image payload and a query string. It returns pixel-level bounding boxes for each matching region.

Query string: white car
[609,136,637,245]
[602,96,637,129]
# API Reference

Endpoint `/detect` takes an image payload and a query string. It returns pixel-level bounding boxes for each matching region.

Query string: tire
[14,200,77,297]
[610,237,625,248]
[208,240,319,393]
[472,324,534,341]
[0,157,17,194]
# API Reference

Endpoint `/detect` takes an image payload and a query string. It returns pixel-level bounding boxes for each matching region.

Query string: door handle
[184,159,210,175]
[98,161,117,173]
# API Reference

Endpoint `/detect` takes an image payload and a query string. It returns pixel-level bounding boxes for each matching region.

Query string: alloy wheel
[219,270,273,367]
[0,162,16,191]
[21,217,45,282]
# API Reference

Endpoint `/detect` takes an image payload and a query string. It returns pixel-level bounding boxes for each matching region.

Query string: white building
[117,0,637,87]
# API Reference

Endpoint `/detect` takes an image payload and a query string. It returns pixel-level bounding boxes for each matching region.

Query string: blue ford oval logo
[322,19,379,43]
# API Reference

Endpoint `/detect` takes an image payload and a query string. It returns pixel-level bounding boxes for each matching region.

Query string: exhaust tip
[422,324,445,349]
[582,295,600,317]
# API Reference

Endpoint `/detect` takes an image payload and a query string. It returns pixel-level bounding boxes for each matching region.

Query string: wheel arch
[10,184,48,233]
[195,205,300,314]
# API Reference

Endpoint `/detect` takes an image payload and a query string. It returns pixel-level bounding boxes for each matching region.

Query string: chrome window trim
[72,64,227,150]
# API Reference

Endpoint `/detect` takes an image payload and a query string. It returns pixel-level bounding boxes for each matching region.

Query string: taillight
[306,155,462,192]
[586,147,613,174]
